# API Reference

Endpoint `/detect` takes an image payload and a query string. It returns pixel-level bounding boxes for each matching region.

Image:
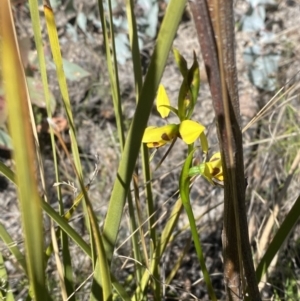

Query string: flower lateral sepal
[142,124,179,148]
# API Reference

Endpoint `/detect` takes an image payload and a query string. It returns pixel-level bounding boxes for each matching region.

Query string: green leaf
[62,59,90,82]
[173,48,188,78]
[186,51,200,118]
[177,78,189,121]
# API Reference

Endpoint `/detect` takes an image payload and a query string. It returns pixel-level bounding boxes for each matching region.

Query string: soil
[1,0,300,300]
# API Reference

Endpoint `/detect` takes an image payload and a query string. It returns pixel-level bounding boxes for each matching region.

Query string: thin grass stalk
[165,237,191,285]
[103,0,188,264]
[27,1,75,297]
[125,0,159,295]
[0,162,15,186]
[96,0,145,286]
[43,0,88,217]
[126,193,144,284]
[106,0,126,146]
[51,226,68,301]
[131,197,183,300]
[43,2,96,289]
[133,175,149,266]
[43,1,87,229]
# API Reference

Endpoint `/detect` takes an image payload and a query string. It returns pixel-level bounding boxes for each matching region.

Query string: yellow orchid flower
[142,124,179,148]
[206,152,223,181]
[142,120,206,149]
[188,152,223,184]
[143,82,206,150]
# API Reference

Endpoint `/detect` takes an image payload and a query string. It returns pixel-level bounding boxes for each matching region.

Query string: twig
[189,0,261,299]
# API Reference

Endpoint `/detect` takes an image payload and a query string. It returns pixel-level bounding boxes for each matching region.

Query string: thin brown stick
[190,0,261,300]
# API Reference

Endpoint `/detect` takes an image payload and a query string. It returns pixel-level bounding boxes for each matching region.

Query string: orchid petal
[156,84,171,118]
[179,120,205,144]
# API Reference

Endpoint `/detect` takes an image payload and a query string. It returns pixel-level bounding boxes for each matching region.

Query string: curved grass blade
[256,194,300,282]
[43,1,84,184]
[110,276,131,301]
[165,237,191,285]
[41,201,91,258]
[179,150,217,301]
[45,185,90,260]
[0,251,15,301]
[0,161,15,183]
[0,1,49,299]
[0,223,27,275]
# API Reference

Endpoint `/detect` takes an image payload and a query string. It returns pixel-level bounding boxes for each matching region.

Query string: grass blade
[256,194,300,282]
[103,0,188,264]
[0,161,15,183]
[0,223,27,275]
[0,1,49,299]
[0,251,15,301]
[41,201,92,258]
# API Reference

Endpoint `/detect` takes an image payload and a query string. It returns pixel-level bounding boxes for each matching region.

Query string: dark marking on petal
[161,133,171,141]
[212,167,220,177]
